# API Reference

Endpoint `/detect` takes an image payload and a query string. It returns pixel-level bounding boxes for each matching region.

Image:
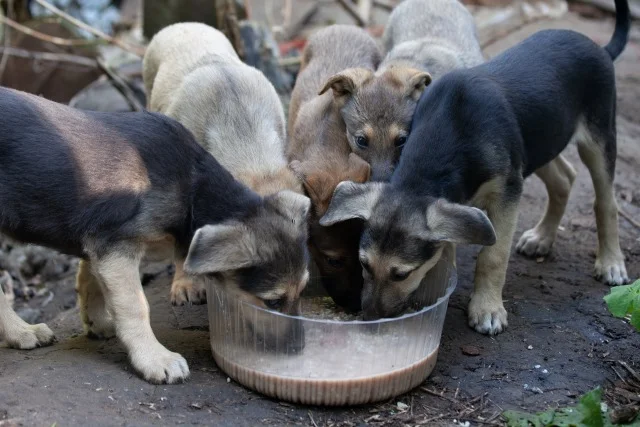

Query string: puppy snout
[370,163,394,182]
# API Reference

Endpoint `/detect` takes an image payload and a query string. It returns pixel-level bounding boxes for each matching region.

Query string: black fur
[0,87,259,259]
[392,0,629,202]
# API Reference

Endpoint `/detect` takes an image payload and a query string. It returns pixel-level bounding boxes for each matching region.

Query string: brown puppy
[319,66,431,181]
[287,25,378,311]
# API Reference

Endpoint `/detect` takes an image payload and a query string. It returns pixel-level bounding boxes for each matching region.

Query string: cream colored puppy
[144,23,304,306]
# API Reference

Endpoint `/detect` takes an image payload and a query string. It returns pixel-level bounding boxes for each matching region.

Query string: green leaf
[503,388,612,427]
[631,304,640,331]
[604,280,640,332]
[578,388,604,427]
[604,283,634,317]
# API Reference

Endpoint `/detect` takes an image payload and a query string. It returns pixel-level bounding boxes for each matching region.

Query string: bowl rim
[209,267,458,325]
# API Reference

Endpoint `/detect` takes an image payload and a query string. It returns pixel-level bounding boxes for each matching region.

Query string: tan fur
[87,245,189,384]
[516,155,576,256]
[32,99,151,197]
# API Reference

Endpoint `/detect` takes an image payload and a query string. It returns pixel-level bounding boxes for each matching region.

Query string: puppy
[379,0,484,80]
[286,25,377,311]
[144,23,306,306]
[0,87,309,383]
[321,0,630,335]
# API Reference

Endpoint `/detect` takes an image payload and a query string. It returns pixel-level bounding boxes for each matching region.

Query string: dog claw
[130,343,190,384]
[468,294,508,336]
[594,256,629,286]
[170,277,207,306]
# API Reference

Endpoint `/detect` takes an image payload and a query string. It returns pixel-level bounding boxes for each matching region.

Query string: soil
[1,12,640,427]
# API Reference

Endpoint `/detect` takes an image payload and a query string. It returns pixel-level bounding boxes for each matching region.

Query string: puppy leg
[577,133,628,285]
[0,281,55,349]
[76,260,115,339]
[91,246,189,384]
[516,155,576,257]
[469,201,519,335]
[170,259,206,306]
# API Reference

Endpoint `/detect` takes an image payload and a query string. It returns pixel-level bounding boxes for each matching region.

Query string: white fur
[144,22,288,180]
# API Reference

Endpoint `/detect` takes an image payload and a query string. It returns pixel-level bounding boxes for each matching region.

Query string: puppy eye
[325,255,345,269]
[391,270,411,282]
[355,135,369,149]
[395,135,407,148]
[263,299,283,310]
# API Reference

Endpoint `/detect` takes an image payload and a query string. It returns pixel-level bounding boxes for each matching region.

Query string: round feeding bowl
[206,253,456,406]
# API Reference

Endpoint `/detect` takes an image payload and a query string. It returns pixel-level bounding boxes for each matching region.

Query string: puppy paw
[516,227,554,257]
[595,254,629,286]
[468,294,508,336]
[170,277,206,306]
[5,323,56,349]
[130,343,190,384]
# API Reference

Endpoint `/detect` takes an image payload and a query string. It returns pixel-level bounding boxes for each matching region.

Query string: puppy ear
[346,153,371,184]
[320,181,385,226]
[318,68,373,101]
[426,199,496,246]
[184,223,257,275]
[406,71,432,100]
[266,190,311,224]
[384,67,432,101]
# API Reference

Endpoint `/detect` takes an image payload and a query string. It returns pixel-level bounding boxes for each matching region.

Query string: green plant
[604,279,640,332]
[503,388,619,427]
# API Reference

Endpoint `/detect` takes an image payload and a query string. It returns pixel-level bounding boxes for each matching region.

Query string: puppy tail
[604,0,630,60]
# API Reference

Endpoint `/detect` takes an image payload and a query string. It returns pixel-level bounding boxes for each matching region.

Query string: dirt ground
[1,12,640,427]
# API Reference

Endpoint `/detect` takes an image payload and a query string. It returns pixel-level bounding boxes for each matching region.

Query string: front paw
[595,254,629,286]
[5,323,56,349]
[516,227,554,257]
[130,343,190,384]
[170,277,206,306]
[468,293,508,335]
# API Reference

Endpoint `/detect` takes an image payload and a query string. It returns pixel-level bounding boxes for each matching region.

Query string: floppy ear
[265,190,311,224]
[346,153,371,184]
[405,70,432,100]
[426,199,496,246]
[318,68,373,101]
[289,161,334,211]
[384,67,432,101]
[319,181,385,226]
[184,223,257,275]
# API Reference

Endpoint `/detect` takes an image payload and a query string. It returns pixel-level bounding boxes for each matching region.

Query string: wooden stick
[0,46,98,67]
[357,0,373,25]
[33,0,145,56]
[336,0,367,26]
[618,206,640,229]
[0,14,100,46]
[96,56,144,112]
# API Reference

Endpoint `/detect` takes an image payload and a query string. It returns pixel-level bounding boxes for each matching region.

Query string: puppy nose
[370,164,393,182]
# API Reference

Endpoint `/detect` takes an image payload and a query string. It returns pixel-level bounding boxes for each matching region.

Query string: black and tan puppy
[0,87,308,383]
[321,0,630,335]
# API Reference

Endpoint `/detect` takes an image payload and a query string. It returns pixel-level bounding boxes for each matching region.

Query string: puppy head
[290,154,371,311]
[321,182,495,319]
[185,190,311,352]
[319,67,431,181]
